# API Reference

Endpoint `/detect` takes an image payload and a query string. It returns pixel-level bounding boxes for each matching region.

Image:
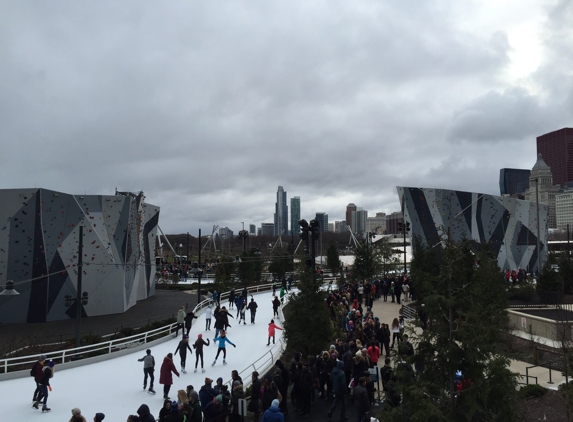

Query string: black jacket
[353,384,370,413]
[137,404,156,422]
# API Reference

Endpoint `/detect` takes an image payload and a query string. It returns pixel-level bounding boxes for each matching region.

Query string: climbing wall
[0,188,160,323]
[396,186,548,272]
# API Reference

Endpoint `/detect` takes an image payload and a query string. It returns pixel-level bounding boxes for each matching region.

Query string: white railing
[0,281,285,376]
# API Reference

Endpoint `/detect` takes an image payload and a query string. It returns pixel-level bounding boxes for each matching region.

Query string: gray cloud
[0,1,570,233]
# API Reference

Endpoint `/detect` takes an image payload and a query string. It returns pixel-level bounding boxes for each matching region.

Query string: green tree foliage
[268,247,294,280]
[376,236,401,276]
[214,255,236,290]
[236,250,263,287]
[388,240,519,421]
[283,264,333,357]
[325,243,342,275]
[351,241,380,282]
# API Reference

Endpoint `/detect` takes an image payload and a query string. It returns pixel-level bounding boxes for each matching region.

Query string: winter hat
[146,349,151,355]
[183,334,188,339]
[272,399,280,407]
[252,371,259,377]
[48,360,55,367]
[205,377,213,384]
[217,377,223,383]
[71,408,81,416]
[216,395,223,403]
[39,354,47,361]
[330,345,336,350]
[356,351,362,357]
[233,380,241,386]
[170,401,179,413]
[337,361,344,369]
[198,334,202,339]
[189,391,199,401]
[167,353,173,359]
[94,413,105,422]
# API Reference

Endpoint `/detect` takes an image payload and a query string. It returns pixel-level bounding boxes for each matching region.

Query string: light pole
[239,222,249,254]
[397,221,410,274]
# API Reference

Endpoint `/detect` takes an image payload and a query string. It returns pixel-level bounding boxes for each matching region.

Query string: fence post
[526,367,529,385]
[548,362,554,384]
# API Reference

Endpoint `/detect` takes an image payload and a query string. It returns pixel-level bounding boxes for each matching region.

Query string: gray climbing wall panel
[397,187,548,272]
[0,188,160,323]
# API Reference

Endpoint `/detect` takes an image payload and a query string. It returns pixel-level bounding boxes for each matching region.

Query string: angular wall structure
[397,187,548,272]
[0,189,160,323]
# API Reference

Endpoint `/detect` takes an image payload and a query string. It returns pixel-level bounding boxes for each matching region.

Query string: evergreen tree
[325,243,342,275]
[351,241,380,282]
[268,247,293,280]
[236,250,263,287]
[387,240,519,421]
[376,236,401,277]
[283,264,333,357]
[214,254,236,290]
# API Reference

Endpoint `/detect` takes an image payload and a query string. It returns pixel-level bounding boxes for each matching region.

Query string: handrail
[0,281,286,375]
[524,358,561,385]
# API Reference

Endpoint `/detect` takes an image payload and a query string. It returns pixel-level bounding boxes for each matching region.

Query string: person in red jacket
[159,353,180,400]
[267,319,283,346]
[367,341,381,367]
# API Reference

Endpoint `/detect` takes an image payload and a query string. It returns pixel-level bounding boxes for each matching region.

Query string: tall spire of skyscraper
[274,186,288,236]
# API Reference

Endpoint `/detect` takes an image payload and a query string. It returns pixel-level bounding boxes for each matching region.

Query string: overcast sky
[1,0,571,234]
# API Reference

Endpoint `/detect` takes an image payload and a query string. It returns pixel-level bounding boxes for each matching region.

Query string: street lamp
[239,230,249,253]
[398,221,410,274]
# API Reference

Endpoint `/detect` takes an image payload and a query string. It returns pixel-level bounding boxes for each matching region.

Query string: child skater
[267,319,283,346]
[212,331,236,366]
[193,334,210,373]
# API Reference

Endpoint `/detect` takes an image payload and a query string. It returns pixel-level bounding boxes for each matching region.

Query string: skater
[31,354,46,403]
[205,305,212,331]
[184,309,198,336]
[214,306,234,339]
[272,282,277,296]
[238,300,247,324]
[193,333,210,372]
[176,306,186,337]
[267,319,283,346]
[137,348,156,394]
[235,295,245,319]
[33,359,55,412]
[212,290,219,306]
[272,295,281,318]
[212,330,236,366]
[229,288,236,309]
[247,297,258,323]
[279,285,286,304]
[159,353,180,400]
[174,335,193,373]
[241,286,248,301]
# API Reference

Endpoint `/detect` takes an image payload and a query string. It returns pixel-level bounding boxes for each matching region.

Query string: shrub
[519,384,547,399]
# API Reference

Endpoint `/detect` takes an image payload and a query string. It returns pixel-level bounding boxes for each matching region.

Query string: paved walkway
[0,289,198,355]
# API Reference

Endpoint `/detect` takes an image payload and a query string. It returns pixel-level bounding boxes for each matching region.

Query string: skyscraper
[315,212,328,233]
[249,224,256,235]
[499,168,531,196]
[291,196,301,236]
[537,128,573,187]
[274,186,288,236]
[346,203,357,229]
[351,209,367,235]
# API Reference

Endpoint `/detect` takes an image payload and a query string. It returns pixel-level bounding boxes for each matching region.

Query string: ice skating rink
[0,290,285,421]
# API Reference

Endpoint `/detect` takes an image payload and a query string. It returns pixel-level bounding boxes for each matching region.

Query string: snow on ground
[0,290,285,421]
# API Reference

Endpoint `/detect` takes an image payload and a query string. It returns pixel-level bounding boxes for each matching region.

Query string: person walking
[174,335,193,374]
[176,306,186,337]
[261,398,283,422]
[249,371,262,422]
[33,359,55,412]
[328,360,347,421]
[192,333,210,373]
[353,377,370,422]
[188,390,202,422]
[31,354,46,403]
[212,331,236,366]
[390,318,401,348]
[199,378,218,412]
[185,310,198,336]
[267,319,283,346]
[137,349,156,394]
[159,353,180,400]
[248,297,258,323]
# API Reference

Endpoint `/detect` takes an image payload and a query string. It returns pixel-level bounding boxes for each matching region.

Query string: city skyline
[0,2,571,235]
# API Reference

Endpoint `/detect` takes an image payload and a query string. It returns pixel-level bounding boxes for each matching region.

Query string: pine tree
[351,241,380,282]
[387,240,519,421]
[282,264,333,357]
[325,243,342,275]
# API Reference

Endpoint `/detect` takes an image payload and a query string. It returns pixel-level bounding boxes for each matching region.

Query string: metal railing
[0,281,290,376]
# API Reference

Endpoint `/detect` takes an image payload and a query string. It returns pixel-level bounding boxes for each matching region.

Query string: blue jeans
[36,384,48,404]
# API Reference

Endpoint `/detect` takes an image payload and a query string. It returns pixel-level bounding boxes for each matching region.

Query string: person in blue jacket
[261,398,284,422]
[212,330,236,366]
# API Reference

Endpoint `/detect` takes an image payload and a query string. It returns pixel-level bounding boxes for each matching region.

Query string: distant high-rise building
[335,220,347,233]
[219,227,234,238]
[351,209,367,235]
[524,153,560,229]
[386,212,404,234]
[346,203,357,229]
[556,191,573,231]
[261,223,275,237]
[315,212,328,233]
[499,168,531,196]
[274,186,288,236]
[291,196,301,236]
[249,224,256,235]
[366,212,386,234]
[537,128,573,187]
[328,223,334,232]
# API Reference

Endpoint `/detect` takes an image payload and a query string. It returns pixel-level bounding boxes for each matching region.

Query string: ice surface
[0,290,285,421]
